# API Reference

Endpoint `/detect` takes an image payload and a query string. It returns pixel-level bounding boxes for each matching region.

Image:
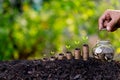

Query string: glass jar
[92,40,114,61]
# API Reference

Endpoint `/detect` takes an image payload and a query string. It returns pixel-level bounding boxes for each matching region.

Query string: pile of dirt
[0,58,120,80]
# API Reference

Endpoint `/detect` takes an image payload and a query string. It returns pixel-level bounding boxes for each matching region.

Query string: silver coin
[95,47,102,54]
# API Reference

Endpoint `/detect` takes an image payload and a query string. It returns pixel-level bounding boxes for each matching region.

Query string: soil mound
[0,58,120,80]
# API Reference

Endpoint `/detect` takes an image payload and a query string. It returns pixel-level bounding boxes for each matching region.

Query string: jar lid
[97,40,110,44]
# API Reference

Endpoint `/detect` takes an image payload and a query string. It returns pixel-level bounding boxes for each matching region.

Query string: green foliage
[0,0,120,60]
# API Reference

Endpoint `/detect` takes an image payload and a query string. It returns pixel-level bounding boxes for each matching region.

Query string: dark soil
[0,58,120,80]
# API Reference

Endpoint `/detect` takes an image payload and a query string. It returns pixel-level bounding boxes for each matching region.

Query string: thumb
[106,20,117,31]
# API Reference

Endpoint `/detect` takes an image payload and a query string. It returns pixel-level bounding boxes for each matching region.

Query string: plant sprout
[82,36,88,44]
[43,54,47,57]
[74,40,80,48]
[57,48,62,53]
[74,41,80,45]
[65,40,72,51]
[65,44,71,52]
[65,45,71,49]
[50,51,55,55]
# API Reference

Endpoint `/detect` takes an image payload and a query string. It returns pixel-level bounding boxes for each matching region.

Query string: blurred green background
[1,0,120,60]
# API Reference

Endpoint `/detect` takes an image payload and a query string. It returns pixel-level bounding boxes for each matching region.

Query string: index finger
[98,14,106,30]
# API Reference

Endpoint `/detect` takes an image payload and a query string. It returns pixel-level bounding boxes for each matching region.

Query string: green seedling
[74,40,80,48]
[66,45,71,49]
[65,44,71,52]
[82,36,88,44]
[65,40,72,51]
[57,48,62,53]
[74,41,80,45]
[43,54,47,57]
[50,51,55,55]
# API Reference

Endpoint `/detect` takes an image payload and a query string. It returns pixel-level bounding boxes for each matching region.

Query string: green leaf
[74,40,80,45]
[50,51,55,55]
[82,36,88,41]
[65,45,71,49]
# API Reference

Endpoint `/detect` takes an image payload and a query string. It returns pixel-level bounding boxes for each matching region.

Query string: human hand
[98,9,120,32]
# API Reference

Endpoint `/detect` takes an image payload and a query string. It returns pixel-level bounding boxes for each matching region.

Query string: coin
[95,47,102,54]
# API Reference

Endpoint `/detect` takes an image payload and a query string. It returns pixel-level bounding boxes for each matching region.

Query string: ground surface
[0,58,120,80]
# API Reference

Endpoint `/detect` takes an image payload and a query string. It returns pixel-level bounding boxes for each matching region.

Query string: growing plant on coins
[66,44,71,51]
[50,51,55,56]
[74,40,80,48]
[82,36,88,44]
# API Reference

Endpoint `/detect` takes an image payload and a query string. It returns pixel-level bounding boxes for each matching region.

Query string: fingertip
[107,26,111,31]
[99,27,102,30]
[99,23,104,30]
[98,17,104,31]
